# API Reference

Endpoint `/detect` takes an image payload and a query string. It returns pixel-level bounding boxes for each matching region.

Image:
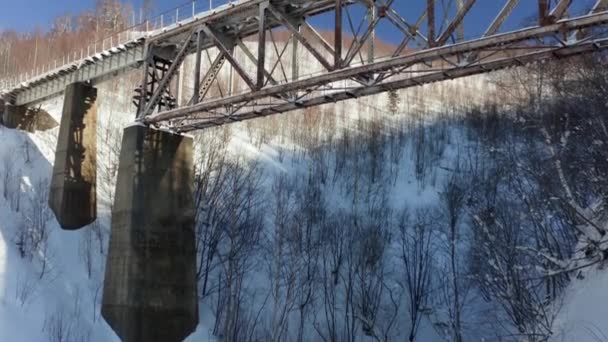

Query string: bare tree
[291,171,325,342]
[266,173,297,342]
[192,128,231,298]
[470,206,557,341]
[399,209,435,342]
[27,179,53,279]
[315,213,347,342]
[79,225,95,279]
[43,307,74,342]
[439,169,467,342]
[213,159,265,342]
[14,270,38,308]
[13,178,53,281]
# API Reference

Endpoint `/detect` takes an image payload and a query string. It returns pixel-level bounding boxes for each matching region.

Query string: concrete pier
[102,125,198,342]
[49,82,97,230]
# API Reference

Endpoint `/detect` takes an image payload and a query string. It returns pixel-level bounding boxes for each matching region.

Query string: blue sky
[0,0,597,36]
[0,0,149,32]
[0,0,95,32]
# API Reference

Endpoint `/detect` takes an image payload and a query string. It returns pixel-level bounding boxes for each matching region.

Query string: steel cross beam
[550,0,573,19]
[593,0,608,12]
[336,0,344,68]
[467,0,520,63]
[138,30,196,119]
[428,0,436,47]
[267,5,334,72]
[145,11,608,127]
[540,0,550,25]
[436,0,476,46]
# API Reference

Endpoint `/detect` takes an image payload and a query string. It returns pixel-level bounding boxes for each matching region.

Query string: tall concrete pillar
[102,125,198,342]
[49,82,97,230]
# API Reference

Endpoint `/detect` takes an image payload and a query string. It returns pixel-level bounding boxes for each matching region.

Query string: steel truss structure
[138,0,608,132]
[4,0,608,131]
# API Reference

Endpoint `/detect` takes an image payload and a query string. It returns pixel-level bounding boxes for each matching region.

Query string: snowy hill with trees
[1,1,608,340]
[1,52,608,341]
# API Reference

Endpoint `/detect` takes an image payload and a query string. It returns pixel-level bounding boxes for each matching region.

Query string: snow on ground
[0,127,118,342]
[551,268,608,342]
[0,85,457,341]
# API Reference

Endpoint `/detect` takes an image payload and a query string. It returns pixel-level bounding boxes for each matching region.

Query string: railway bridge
[1,0,608,341]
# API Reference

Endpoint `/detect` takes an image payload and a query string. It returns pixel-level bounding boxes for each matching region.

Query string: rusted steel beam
[437,0,476,45]
[146,12,608,124]
[539,0,550,25]
[573,0,608,40]
[200,24,256,90]
[385,9,428,48]
[550,0,573,19]
[136,49,151,117]
[485,0,520,36]
[343,0,395,66]
[457,0,465,42]
[302,22,335,56]
[139,30,195,119]
[336,0,343,68]
[267,5,334,71]
[467,0,520,62]
[428,0,436,47]
[257,2,268,90]
[368,0,377,63]
[292,33,299,81]
[592,0,608,12]
[192,31,204,104]
[236,38,278,86]
[189,50,227,105]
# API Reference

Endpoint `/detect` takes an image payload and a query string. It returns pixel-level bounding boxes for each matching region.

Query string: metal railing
[0,0,242,91]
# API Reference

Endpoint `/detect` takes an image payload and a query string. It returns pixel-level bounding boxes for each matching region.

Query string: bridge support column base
[102,125,198,342]
[49,82,97,230]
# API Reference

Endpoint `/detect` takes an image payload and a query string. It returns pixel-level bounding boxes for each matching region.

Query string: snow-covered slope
[551,269,608,342]
[0,73,467,341]
[0,127,118,342]
[1,37,605,342]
